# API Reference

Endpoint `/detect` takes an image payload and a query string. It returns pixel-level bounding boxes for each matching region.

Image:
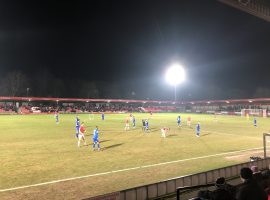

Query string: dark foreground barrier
[89,157,270,200]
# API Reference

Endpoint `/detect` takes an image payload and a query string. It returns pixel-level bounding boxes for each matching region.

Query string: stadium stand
[19,106,31,114]
[1,96,270,116]
[0,103,16,114]
[139,106,177,113]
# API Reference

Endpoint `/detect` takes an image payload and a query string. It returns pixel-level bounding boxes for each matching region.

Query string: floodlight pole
[26,88,30,97]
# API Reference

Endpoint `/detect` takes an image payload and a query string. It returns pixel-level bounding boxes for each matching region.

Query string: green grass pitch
[0,113,269,199]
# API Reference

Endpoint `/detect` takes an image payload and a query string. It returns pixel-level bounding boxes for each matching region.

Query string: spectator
[251,165,264,188]
[210,177,236,200]
[261,169,270,197]
[197,189,211,199]
[236,167,267,200]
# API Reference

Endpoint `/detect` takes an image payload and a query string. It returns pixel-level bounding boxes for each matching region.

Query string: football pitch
[0,113,269,200]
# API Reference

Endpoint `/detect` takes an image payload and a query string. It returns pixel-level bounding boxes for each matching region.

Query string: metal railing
[118,158,270,200]
[176,183,215,200]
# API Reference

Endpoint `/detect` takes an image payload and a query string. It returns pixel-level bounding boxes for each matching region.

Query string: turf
[0,113,268,199]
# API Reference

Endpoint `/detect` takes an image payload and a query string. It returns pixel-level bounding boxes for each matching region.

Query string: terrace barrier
[89,157,270,200]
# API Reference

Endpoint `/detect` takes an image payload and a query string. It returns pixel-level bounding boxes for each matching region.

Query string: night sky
[0,0,270,100]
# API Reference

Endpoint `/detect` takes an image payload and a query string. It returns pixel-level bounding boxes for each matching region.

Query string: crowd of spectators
[15,103,145,114]
[191,166,270,200]
[0,101,269,115]
[191,104,266,113]
[0,102,181,114]
[219,105,263,112]
[0,103,17,113]
[0,103,143,114]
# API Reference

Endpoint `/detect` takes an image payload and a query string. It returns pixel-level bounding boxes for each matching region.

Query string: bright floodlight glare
[165,64,185,86]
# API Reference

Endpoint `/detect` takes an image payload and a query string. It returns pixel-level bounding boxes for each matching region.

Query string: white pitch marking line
[202,130,261,140]
[0,147,263,192]
[181,126,261,140]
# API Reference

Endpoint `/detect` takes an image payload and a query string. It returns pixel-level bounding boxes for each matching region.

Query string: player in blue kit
[55,111,59,124]
[132,116,136,128]
[145,119,149,132]
[101,113,104,121]
[254,117,257,127]
[196,122,200,137]
[92,126,100,151]
[75,116,80,138]
[177,115,181,127]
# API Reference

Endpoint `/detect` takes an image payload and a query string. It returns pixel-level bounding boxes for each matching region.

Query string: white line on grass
[180,126,261,140]
[0,147,262,192]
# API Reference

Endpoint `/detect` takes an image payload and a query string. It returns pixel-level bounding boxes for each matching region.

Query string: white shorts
[78,133,85,140]
[161,129,167,137]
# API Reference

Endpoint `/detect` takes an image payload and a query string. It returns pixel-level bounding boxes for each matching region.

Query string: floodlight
[165,63,186,101]
[165,64,185,86]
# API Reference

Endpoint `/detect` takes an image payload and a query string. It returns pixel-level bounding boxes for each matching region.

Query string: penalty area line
[0,146,263,192]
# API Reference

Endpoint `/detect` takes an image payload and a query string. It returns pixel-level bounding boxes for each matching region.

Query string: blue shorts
[93,138,99,143]
[76,127,80,133]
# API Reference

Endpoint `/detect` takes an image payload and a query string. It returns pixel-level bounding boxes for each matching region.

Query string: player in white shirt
[161,127,170,138]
